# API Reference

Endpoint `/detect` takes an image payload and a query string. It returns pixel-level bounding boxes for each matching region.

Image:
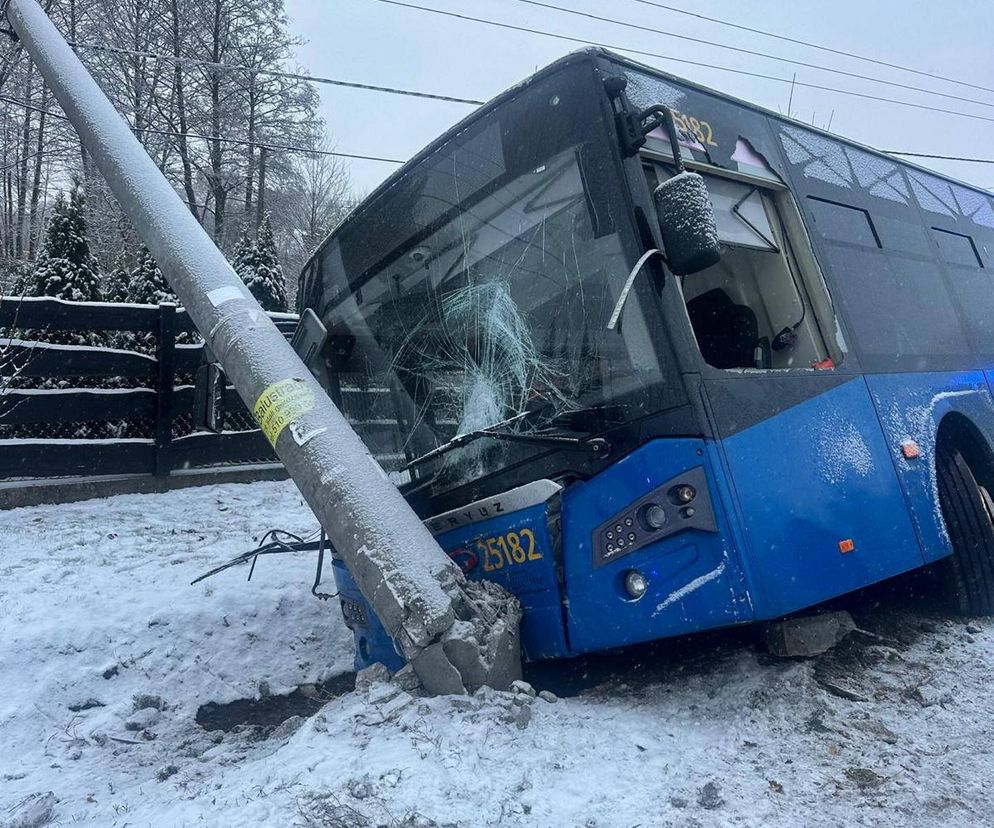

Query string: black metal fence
[0,296,297,480]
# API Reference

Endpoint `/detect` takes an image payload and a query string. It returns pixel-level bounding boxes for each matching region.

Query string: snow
[653,561,727,616]
[6,480,994,825]
[817,411,875,485]
[1,338,156,361]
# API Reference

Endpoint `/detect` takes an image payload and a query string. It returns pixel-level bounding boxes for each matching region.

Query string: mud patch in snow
[196,672,356,733]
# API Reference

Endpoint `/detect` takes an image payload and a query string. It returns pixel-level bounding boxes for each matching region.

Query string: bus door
[667,169,924,619]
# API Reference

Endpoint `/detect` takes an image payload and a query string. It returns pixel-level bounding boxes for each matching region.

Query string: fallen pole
[4,0,521,694]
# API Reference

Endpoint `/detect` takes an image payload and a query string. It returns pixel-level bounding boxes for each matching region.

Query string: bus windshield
[315,65,673,488]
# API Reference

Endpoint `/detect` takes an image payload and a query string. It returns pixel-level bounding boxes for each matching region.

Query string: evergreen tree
[231,226,253,279]
[32,183,102,302]
[7,262,37,297]
[233,215,287,312]
[126,245,175,305]
[104,253,132,303]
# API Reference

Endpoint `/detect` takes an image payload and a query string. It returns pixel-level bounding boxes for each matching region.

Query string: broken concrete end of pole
[410,579,523,695]
[355,540,523,694]
[1,0,525,697]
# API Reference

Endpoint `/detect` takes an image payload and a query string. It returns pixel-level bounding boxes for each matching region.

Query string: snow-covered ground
[3,480,994,827]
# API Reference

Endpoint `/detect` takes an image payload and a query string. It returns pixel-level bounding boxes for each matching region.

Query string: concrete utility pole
[4,0,521,694]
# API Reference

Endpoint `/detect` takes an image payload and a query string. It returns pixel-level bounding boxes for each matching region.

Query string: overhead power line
[68,40,485,107]
[628,0,994,99]
[374,0,994,126]
[884,151,994,164]
[70,7,993,116]
[0,93,406,163]
[511,0,994,113]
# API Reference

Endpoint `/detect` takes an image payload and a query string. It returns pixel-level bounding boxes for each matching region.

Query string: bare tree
[281,139,354,269]
[0,0,349,298]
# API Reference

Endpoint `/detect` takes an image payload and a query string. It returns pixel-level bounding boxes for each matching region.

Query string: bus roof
[302,47,992,278]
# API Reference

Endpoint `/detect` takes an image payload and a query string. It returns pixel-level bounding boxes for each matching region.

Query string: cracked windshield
[320,90,663,485]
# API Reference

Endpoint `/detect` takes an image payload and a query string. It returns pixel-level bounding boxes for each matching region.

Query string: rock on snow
[3,480,994,826]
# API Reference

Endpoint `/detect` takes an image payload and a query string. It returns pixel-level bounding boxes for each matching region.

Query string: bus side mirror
[654,171,721,276]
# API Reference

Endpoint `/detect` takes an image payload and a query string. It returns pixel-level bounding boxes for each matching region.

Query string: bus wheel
[936,446,994,616]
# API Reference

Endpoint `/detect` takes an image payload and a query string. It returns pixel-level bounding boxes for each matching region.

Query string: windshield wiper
[403,410,611,472]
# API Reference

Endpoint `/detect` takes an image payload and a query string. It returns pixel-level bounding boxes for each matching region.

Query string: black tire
[936,445,994,615]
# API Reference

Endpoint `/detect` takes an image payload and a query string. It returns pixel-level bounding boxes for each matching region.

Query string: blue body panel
[560,439,750,654]
[713,376,923,619]
[865,371,994,564]
[331,558,405,672]
[434,500,570,661]
[335,371,994,671]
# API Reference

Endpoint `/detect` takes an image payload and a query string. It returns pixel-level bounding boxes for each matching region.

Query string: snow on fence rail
[0,296,298,480]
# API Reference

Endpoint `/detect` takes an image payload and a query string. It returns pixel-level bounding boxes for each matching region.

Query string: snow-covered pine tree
[231,225,253,279]
[104,253,132,303]
[32,183,102,303]
[6,262,38,297]
[233,215,288,312]
[126,245,176,305]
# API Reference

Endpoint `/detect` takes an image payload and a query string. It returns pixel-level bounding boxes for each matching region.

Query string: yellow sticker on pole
[253,378,315,447]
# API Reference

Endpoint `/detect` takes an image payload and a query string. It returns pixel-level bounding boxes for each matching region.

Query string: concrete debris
[410,642,466,696]
[155,764,179,782]
[845,767,887,790]
[131,694,166,713]
[356,663,392,692]
[510,680,537,698]
[764,611,857,657]
[538,690,558,704]
[377,691,415,721]
[391,665,421,693]
[500,703,532,730]
[270,715,306,742]
[2,792,56,828]
[366,682,403,707]
[816,676,870,703]
[697,781,724,810]
[123,708,161,732]
[66,698,104,712]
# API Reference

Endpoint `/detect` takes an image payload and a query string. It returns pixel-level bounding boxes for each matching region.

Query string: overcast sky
[283,0,994,198]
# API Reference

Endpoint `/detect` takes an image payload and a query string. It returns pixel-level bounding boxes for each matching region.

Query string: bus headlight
[624,570,648,600]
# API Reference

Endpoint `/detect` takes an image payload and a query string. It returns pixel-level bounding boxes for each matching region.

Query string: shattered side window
[779,125,909,204]
[906,168,994,229]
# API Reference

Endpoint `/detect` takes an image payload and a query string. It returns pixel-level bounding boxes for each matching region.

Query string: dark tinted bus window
[823,245,970,366]
[932,228,983,269]
[873,216,931,257]
[806,198,879,247]
[946,267,994,355]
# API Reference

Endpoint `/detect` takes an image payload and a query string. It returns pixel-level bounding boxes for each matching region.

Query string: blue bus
[298,48,994,671]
